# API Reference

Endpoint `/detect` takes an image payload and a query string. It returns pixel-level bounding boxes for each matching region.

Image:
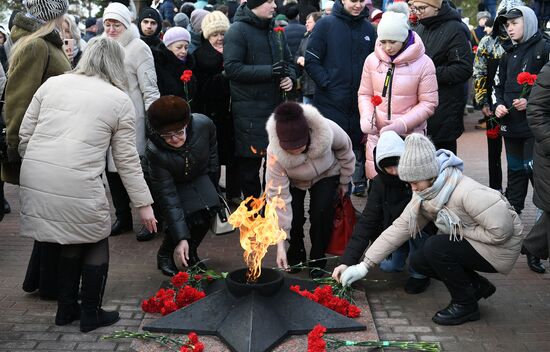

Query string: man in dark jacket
[524,61,550,270]
[411,0,474,154]
[224,0,296,198]
[283,5,306,56]
[305,0,376,196]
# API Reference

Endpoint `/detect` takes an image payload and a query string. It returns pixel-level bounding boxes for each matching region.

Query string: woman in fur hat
[143,96,221,277]
[266,102,355,278]
[338,134,524,326]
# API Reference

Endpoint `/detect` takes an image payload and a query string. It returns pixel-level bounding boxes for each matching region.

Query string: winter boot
[286,238,306,273]
[157,236,178,277]
[55,257,82,326]
[80,264,120,333]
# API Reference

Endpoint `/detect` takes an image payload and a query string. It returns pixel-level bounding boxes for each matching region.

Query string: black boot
[522,246,545,273]
[473,275,496,301]
[188,246,207,271]
[110,218,133,237]
[157,236,178,277]
[80,264,120,333]
[0,180,9,215]
[287,238,306,273]
[55,257,82,326]
[404,277,431,294]
[136,225,156,242]
[432,302,480,325]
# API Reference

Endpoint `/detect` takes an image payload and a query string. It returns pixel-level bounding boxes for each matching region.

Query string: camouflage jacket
[473,35,506,108]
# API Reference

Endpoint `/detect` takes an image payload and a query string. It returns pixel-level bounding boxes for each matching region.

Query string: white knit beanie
[377,11,410,42]
[103,2,132,29]
[26,0,68,22]
[201,11,230,39]
[398,134,439,182]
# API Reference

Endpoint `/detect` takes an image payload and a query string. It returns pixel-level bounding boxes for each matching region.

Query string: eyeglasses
[160,127,187,141]
[411,5,431,13]
[104,21,124,32]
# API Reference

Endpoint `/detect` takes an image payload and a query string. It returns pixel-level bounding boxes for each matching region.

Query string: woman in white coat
[102,2,161,239]
[19,37,157,333]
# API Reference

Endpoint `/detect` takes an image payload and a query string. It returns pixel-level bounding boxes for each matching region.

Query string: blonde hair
[8,20,58,77]
[72,37,128,91]
[63,14,83,50]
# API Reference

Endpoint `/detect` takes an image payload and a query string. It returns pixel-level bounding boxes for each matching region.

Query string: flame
[228,186,287,283]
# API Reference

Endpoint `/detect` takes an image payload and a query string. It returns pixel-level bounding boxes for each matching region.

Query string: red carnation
[193,342,205,352]
[486,125,500,139]
[307,324,327,352]
[194,274,202,281]
[273,26,285,33]
[188,332,199,344]
[180,70,193,83]
[171,272,189,288]
[517,72,537,86]
[371,95,383,107]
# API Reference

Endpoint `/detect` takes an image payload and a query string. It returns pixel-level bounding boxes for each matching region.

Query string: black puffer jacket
[527,62,550,211]
[223,4,296,158]
[143,35,197,106]
[414,2,473,144]
[495,32,550,138]
[144,114,219,243]
[193,41,234,165]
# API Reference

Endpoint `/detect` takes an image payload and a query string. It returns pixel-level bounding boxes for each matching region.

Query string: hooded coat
[2,13,71,185]
[223,4,296,158]
[265,104,355,234]
[18,73,153,244]
[527,62,550,211]
[358,31,438,179]
[414,2,474,144]
[305,0,376,147]
[494,6,550,138]
[362,153,524,275]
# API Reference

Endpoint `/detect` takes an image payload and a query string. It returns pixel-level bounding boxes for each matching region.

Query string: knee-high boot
[157,235,178,277]
[80,264,119,333]
[55,257,82,325]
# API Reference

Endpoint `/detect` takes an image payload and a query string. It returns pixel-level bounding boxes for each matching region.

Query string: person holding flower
[337,133,524,326]
[493,6,550,221]
[358,4,438,181]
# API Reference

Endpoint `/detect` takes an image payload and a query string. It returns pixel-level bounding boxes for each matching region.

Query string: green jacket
[2,13,71,185]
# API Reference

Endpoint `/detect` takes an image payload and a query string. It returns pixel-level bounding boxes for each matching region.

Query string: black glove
[272,61,290,79]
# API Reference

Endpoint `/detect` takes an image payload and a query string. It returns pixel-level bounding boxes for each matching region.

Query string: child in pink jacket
[358,7,438,180]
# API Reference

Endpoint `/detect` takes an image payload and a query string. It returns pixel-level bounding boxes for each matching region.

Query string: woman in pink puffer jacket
[358,8,438,180]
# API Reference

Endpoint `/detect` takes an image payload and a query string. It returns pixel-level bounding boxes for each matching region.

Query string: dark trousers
[225,159,242,199]
[289,176,339,267]
[487,134,503,191]
[22,241,62,300]
[411,235,497,305]
[434,140,457,155]
[503,136,534,213]
[523,211,550,260]
[237,157,264,199]
[106,171,132,222]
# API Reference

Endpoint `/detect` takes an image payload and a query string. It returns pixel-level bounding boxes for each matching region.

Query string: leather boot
[55,257,82,326]
[80,264,120,333]
[0,180,9,215]
[473,275,496,301]
[286,238,306,273]
[157,236,178,277]
[432,302,480,325]
[136,225,155,242]
[522,246,545,273]
[110,218,133,237]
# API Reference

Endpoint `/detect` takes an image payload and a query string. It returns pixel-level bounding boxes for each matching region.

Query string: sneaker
[404,277,430,294]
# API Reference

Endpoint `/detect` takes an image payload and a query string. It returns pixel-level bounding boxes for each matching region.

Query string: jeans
[410,235,497,305]
[379,232,429,279]
[503,136,534,213]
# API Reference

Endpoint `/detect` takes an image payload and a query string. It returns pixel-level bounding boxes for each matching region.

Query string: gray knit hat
[398,134,439,182]
[477,11,491,22]
[26,0,69,22]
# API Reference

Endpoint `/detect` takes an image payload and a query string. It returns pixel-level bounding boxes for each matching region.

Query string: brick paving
[0,111,549,351]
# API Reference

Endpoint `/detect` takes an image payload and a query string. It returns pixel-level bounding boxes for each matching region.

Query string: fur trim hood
[266,103,334,169]
[106,23,140,47]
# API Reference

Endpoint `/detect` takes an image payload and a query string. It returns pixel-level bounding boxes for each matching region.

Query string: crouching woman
[266,102,355,278]
[338,134,523,326]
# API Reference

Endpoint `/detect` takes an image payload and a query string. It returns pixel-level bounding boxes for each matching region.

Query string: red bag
[326,195,357,255]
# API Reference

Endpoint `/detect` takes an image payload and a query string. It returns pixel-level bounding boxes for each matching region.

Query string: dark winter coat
[223,4,296,158]
[340,154,412,266]
[144,114,220,243]
[2,13,71,185]
[143,35,197,106]
[527,61,550,211]
[305,0,376,147]
[284,20,306,56]
[494,32,550,138]
[193,41,234,165]
[414,2,474,144]
[296,32,315,96]
[159,0,175,25]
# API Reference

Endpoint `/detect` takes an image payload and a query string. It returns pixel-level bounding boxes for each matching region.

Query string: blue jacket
[159,0,175,25]
[284,20,306,56]
[305,0,376,147]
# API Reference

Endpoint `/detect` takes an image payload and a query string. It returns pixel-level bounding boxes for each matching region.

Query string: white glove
[341,262,369,286]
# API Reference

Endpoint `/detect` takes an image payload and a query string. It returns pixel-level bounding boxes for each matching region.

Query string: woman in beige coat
[266,102,355,278]
[339,134,524,326]
[18,37,157,333]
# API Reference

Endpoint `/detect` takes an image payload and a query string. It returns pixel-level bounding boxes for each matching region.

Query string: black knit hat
[274,102,309,150]
[247,0,269,10]
[138,7,162,37]
[148,96,191,133]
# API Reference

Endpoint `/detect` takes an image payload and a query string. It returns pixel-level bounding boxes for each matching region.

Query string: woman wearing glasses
[410,0,473,154]
[144,96,221,276]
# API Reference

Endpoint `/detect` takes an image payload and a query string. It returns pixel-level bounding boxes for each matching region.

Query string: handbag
[211,195,235,235]
[326,195,357,256]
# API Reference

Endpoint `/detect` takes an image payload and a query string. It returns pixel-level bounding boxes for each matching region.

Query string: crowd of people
[0,0,549,334]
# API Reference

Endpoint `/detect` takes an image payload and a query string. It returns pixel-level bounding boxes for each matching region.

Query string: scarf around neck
[408,166,463,240]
